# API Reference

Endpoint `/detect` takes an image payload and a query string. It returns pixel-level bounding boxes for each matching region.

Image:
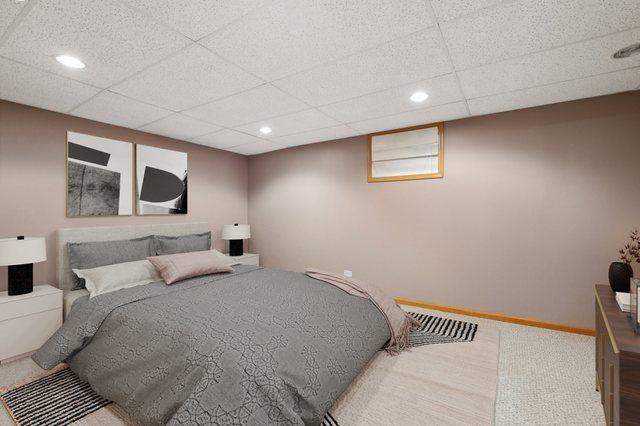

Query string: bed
[34,223,391,425]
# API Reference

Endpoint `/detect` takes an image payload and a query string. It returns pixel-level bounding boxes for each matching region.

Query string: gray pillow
[68,235,155,290]
[154,232,211,255]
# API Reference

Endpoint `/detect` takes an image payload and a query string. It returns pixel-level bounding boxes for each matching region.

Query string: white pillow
[210,249,240,266]
[73,259,162,298]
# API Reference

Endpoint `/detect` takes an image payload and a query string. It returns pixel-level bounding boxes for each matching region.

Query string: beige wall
[248,92,640,328]
[0,100,249,291]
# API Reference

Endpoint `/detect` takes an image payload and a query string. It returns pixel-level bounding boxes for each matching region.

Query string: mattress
[63,289,89,319]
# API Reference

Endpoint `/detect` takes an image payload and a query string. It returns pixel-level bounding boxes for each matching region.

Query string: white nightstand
[227,253,260,266]
[0,285,62,363]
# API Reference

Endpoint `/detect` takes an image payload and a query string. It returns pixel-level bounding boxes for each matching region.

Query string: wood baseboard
[395,297,595,336]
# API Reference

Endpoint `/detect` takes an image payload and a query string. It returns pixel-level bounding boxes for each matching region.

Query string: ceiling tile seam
[433,0,516,26]
[425,0,470,116]
[196,43,268,86]
[113,0,199,43]
[267,122,358,140]
[67,89,176,120]
[178,83,273,118]
[463,64,640,105]
[64,89,105,114]
[344,123,363,134]
[0,55,105,94]
[452,24,640,73]
[2,4,194,94]
[134,112,218,132]
[97,52,272,120]
[311,70,458,112]
[0,41,195,100]
[346,99,467,127]
[222,110,354,140]
[0,0,40,50]
[101,41,198,98]
[193,3,273,43]
[227,140,286,150]
[224,107,332,132]
[177,83,315,128]
[186,126,276,144]
[137,127,219,143]
[310,107,352,127]
[265,25,439,85]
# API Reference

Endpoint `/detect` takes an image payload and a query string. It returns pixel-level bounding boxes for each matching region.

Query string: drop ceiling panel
[459,28,640,99]
[190,129,264,150]
[273,125,358,147]
[120,0,265,40]
[226,140,284,155]
[273,29,452,106]
[468,68,640,116]
[111,44,263,111]
[183,84,308,127]
[0,0,638,156]
[200,0,435,81]
[138,113,220,140]
[319,74,463,123]
[430,0,505,22]
[348,101,469,134]
[234,109,341,138]
[0,0,191,88]
[0,57,100,113]
[0,0,26,36]
[441,0,640,70]
[70,91,172,129]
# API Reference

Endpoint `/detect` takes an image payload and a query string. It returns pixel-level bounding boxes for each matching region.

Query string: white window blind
[368,124,443,182]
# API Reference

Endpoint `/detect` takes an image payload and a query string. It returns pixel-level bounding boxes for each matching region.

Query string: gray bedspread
[33,266,390,425]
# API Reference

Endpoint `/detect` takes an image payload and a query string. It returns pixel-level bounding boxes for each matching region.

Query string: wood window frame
[367,122,444,183]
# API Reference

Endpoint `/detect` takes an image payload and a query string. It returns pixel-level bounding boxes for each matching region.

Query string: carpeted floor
[0,306,604,425]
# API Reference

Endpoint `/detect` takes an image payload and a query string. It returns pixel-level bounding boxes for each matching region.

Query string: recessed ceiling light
[259,126,272,135]
[613,43,640,59]
[410,91,429,103]
[55,55,85,69]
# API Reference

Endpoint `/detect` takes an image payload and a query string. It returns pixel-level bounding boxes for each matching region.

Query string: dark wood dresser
[595,285,640,425]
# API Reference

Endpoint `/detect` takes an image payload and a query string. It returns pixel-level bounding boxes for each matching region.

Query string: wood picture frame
[367,122,444,183]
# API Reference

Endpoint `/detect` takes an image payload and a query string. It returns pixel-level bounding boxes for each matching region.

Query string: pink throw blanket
[305,268,420,355]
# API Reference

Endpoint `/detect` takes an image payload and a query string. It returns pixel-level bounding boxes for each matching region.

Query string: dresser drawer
[0,308,62,361]
[0,292,62,322]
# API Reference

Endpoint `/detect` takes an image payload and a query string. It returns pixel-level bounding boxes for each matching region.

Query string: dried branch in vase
[619,229,640,264]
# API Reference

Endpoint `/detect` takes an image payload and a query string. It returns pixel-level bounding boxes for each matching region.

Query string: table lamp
[0,236,47,295]
[222,224,250,257]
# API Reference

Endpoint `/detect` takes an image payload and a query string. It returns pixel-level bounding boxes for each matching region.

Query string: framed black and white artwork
[66,131,133,216]
[136,145,188,215]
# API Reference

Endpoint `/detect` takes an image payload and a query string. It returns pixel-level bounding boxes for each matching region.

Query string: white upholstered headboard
[57,222,209,291]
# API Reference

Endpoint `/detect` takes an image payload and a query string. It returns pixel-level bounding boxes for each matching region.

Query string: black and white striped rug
[0,367,111,426]
[407,311,478,346]
[1,367,341,426]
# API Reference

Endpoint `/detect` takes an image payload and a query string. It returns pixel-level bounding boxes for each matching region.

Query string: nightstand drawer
[226,253,260,266]
[239,255,259,266]
[0,308,62,361]
[0,292,62,322]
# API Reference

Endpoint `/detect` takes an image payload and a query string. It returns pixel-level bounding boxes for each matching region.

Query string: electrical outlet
[343,270,353,277]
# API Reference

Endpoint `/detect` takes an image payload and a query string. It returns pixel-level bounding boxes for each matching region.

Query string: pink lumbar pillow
[147,250,233,284]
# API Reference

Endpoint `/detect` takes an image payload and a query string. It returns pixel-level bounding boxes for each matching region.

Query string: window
[367,123,444,182]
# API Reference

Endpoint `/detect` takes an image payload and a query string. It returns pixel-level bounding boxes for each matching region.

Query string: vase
[609,262,634,293]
